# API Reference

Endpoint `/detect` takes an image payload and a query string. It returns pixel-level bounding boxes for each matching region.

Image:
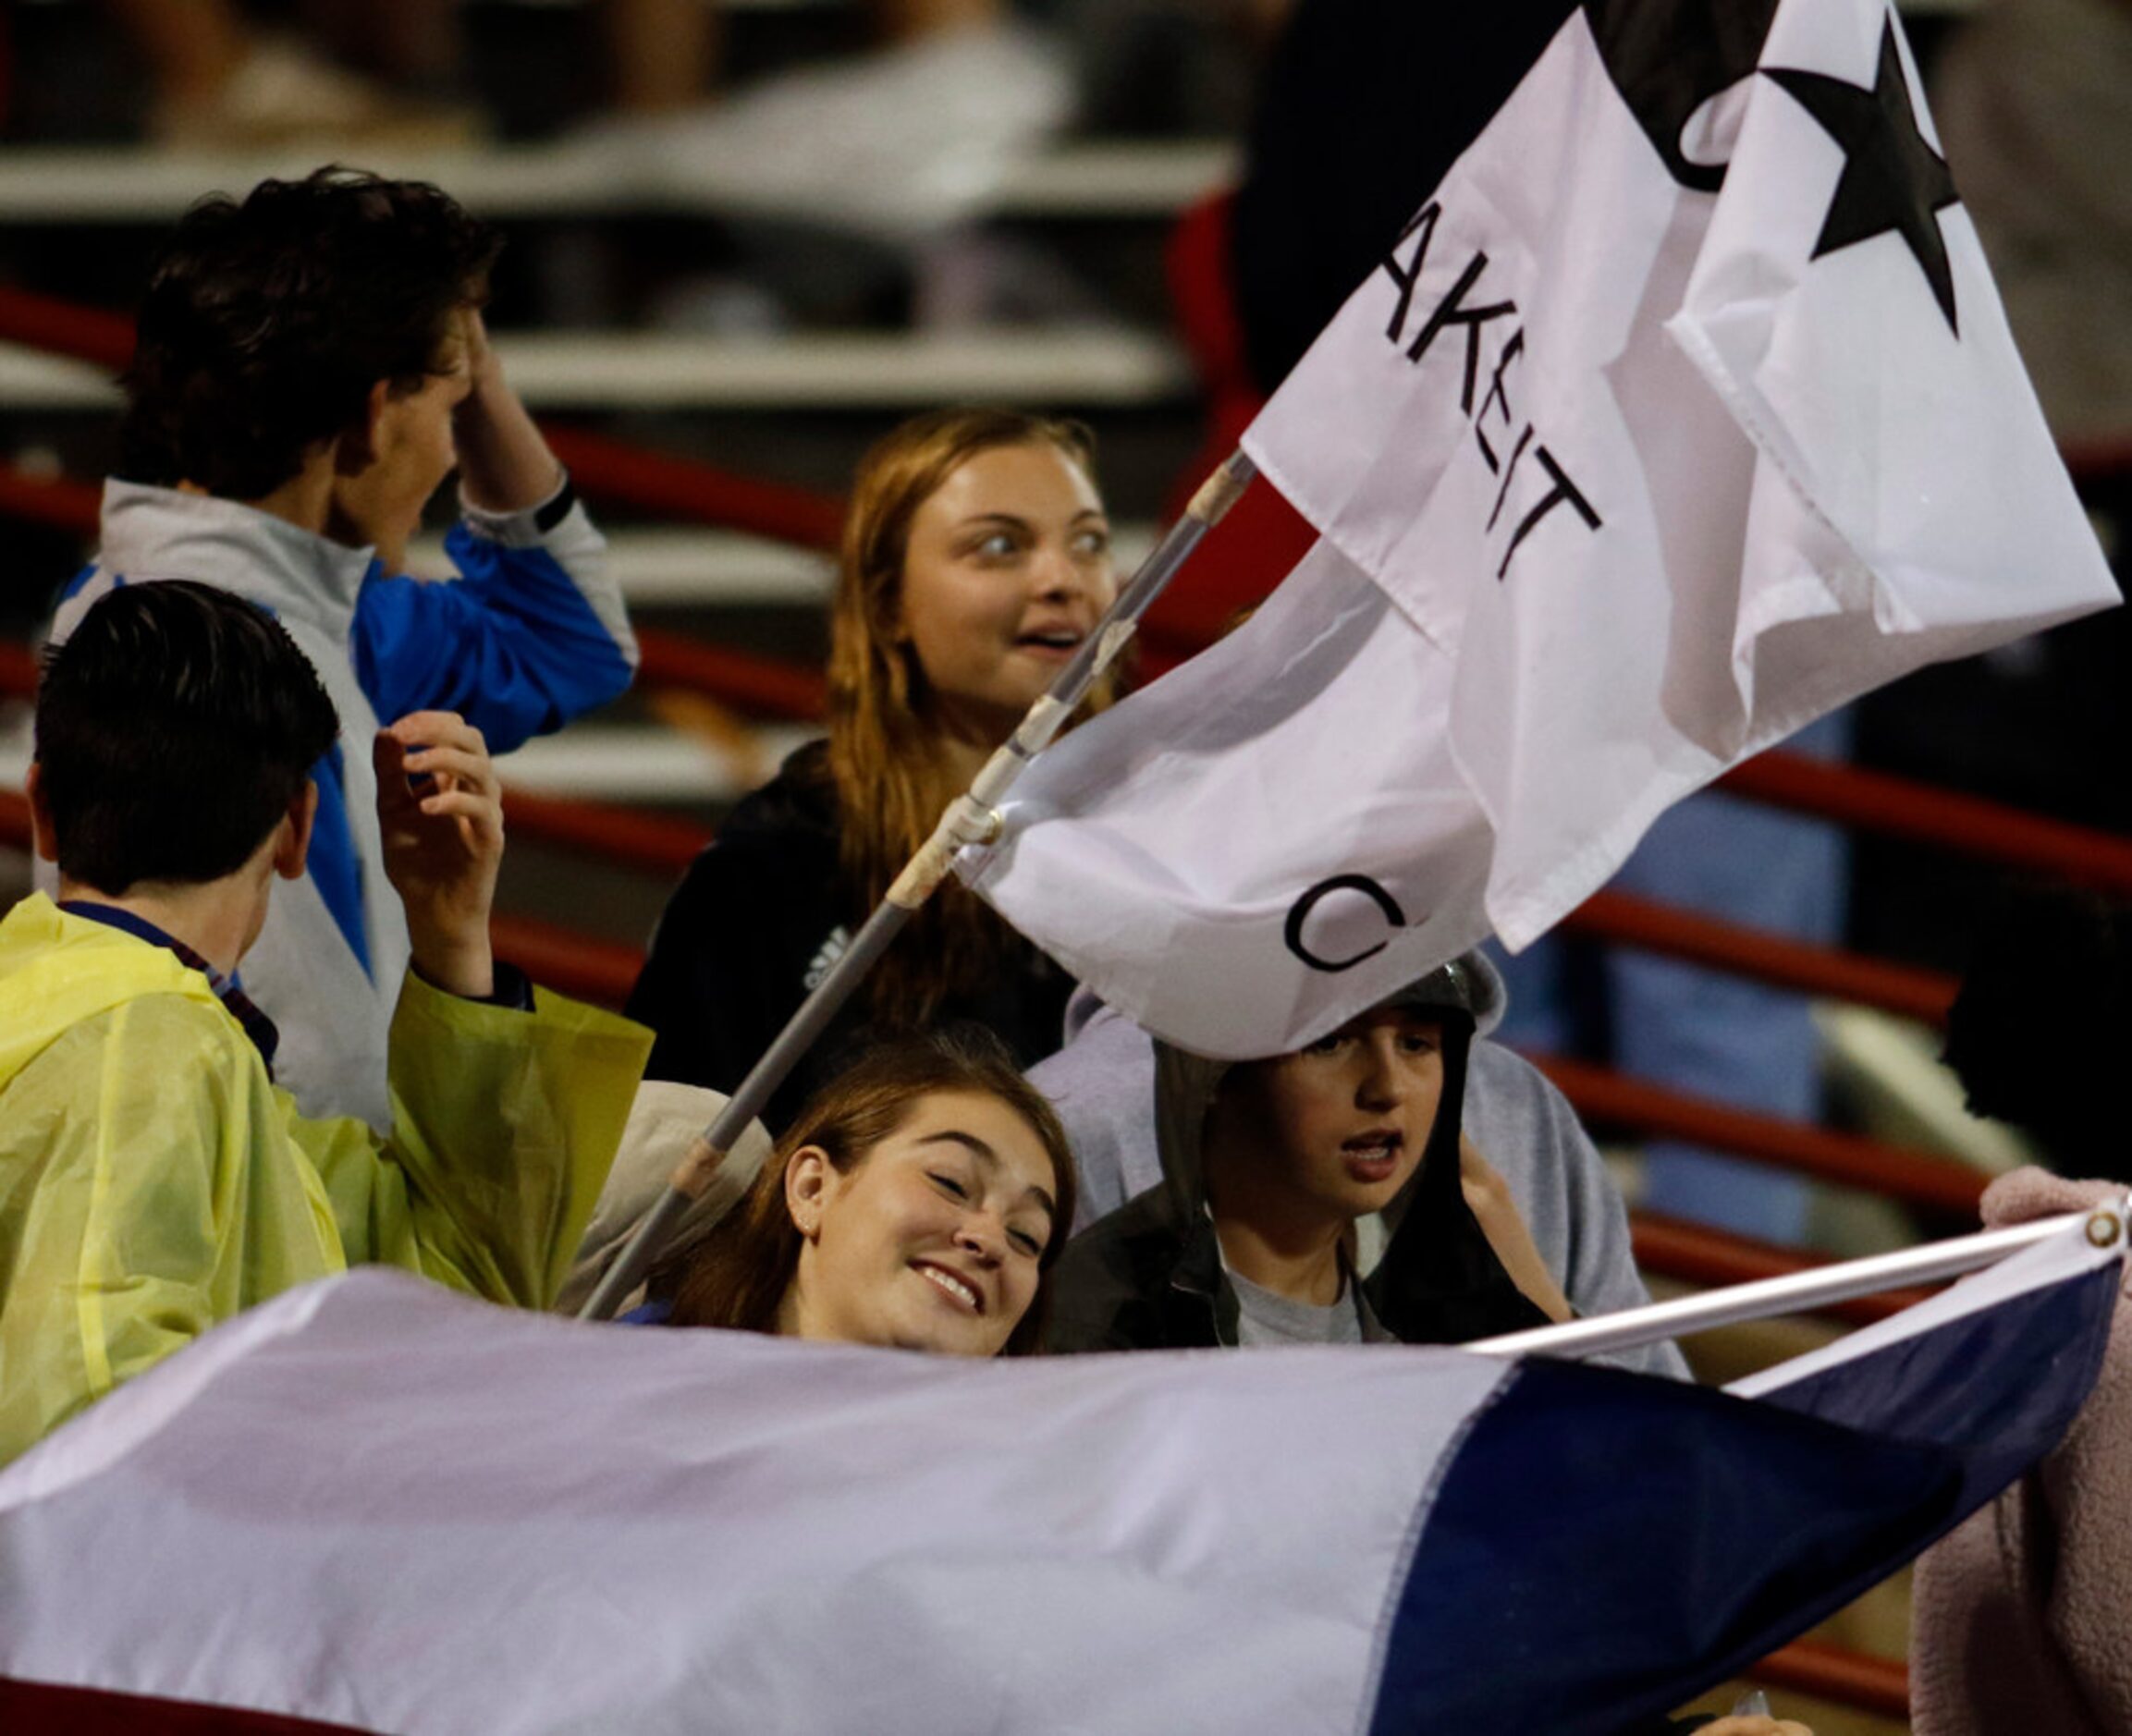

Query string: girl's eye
[971,531,1019,559]
[1009,1228,1045,1257]
[1072,528,1111,557]
[1304,1034,1344,1057]
[928,1172,970,1200]
[1400,1033,1438,1056]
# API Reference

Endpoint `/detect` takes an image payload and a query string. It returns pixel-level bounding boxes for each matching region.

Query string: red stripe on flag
[0,1676,376,1734]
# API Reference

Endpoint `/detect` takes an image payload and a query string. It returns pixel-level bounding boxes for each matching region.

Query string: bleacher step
[408,523,1158,605]
[0,140,1235,224]
[0,328,1193,412]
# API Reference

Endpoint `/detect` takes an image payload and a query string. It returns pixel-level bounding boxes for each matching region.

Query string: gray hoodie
[1029,953,1688,1378]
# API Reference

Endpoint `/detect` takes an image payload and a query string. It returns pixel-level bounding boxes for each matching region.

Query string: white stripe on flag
[0,1272,1507,1736]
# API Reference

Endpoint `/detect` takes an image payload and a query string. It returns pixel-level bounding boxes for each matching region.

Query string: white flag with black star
[963,0,2118,1058]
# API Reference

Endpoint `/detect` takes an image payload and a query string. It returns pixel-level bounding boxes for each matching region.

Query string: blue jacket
[49,476,637,1127]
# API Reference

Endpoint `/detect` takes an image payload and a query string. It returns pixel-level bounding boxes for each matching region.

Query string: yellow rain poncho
[0,895,652,1463]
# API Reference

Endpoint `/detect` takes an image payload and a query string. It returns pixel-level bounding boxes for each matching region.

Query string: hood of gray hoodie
[95,479,376,644]
[1141,950,1499,1219]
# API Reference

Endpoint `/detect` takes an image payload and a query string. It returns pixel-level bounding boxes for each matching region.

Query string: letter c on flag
[1283,874,1410,972]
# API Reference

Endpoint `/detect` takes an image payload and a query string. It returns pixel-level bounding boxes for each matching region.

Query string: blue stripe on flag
[1750,1257,2119,1513]
[1367,1358,1958,1736]
[1368,1256,2117,1736]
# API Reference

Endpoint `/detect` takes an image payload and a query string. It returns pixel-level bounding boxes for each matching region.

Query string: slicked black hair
[119,165,502,500]
[36,581,339,894]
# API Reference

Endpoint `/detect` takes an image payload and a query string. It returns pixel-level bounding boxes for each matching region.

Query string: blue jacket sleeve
[352,492,637,753]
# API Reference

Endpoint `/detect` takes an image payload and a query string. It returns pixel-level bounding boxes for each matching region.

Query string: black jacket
[626,743,1075,1129]
[1047,1012,1553,1352]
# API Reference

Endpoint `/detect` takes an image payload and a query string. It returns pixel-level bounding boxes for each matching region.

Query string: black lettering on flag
[1284,874,1410,973]
[1380,203,1443,349]
[1405,253,1518,410]
[1488,424,1535,532]
[1498,447,1603,580]
[1476,329,1525,473]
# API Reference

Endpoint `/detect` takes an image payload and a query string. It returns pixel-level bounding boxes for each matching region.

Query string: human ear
[784,1146,835,1241]
[335,381,390,477]
[23,763,59,864]
[274,781,319,881]
[882,585,913,647]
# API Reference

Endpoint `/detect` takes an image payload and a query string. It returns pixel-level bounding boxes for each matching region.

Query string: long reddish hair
[826,406,1121,1026]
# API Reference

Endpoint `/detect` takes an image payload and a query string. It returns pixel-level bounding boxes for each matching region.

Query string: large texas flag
[964,0,2118,1057]
[0,1214,2120,1734]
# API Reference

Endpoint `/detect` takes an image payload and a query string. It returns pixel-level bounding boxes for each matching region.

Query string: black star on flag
[1763,18,1962,334]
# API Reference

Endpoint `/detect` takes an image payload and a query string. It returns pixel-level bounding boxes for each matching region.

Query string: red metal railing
[1564,887,1956,1026]
[633,632,827,722]
[1535,1053,1986,1218]
[1629,1212,1933,1326]
[488,911,644,1009]
[1720,749,2132,903]
[1749,1639,1912,1720]
[0,463,101,532]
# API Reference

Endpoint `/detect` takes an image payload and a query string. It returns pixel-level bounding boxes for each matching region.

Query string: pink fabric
[1910,1169,2132,1734]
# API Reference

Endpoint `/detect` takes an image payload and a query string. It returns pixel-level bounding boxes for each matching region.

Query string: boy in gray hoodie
[1034,950,1685,1375]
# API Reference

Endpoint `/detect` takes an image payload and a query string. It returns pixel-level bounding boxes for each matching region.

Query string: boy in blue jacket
[49,166,636,1126]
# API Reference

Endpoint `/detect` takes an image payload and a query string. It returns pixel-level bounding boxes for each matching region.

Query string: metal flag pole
[1468,1200,2129,1363]
[580,450,1261,1320]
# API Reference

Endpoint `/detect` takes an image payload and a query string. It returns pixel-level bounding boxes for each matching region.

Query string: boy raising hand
[0,583,651,1464]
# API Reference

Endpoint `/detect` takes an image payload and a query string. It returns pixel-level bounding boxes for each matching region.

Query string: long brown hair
[664,1028,1079,1356]
[827,406,1121,1026]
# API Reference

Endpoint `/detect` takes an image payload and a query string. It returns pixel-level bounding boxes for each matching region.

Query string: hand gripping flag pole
[1469,1196,2132,1363]
[579,451,1260,1321]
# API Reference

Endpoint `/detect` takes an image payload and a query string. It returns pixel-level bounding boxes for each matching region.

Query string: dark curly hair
[118,166,502,500]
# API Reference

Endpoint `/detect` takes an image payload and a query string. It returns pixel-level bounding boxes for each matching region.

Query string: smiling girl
[658,1029,1078,1357]
[627,408,1121,1127]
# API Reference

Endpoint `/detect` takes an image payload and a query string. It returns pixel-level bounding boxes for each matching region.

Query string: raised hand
[375,711,502,999]
[452,306,566,515]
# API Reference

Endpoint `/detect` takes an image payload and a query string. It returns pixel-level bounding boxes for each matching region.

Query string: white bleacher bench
[0,328,1193,412]
[0,139,1237,224]
[407,524,1154,605]
[499,722,819,802]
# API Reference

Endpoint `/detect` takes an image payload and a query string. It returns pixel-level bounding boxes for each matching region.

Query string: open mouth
[1015,628,1085,654]
[1342,1131,1404,1183]
[913,1262,984,1314]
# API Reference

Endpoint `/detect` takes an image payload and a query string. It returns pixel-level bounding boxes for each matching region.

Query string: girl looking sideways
[655,1029,1078,1357]
[627,407,1121,1127]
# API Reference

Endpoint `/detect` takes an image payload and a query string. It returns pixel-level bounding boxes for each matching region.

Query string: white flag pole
[1470,1200,2130,1363]
[580,452,1261,1321]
